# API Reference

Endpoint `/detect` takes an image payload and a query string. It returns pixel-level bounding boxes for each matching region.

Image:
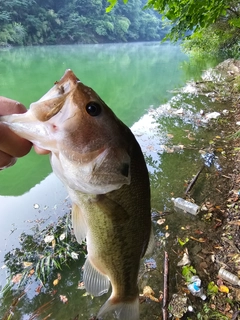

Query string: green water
[0,42,216,196]
[0,42,222,319]
[0,42,184,195]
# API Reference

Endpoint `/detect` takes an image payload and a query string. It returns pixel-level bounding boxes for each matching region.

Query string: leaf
[78,281,85,290]
[53,278,59,286]
[12,273,22,284]
[207,281,218,295]
[51,239,56,248]
[71,252,79,260]
[177,252,191,266]
[187,132,195,140]
[106,0,117,12]
[59,295,68,304]
[189,236,206,243]
[28,269,35,276]
[229,220,240,226]
[35,284,43,293]
[219,285,229,293]
[44,235,54,243]
[157,218,165,225]
[178,237,189,246]
[182,265,196,282]
[59,233,66,241]
[23,261,33,268]
[143,285,155,297]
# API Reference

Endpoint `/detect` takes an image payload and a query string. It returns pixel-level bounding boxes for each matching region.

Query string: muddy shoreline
[171,59,240,319]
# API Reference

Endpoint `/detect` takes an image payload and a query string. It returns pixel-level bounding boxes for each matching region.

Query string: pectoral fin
[83,257,110,296]
[72,203,87,244]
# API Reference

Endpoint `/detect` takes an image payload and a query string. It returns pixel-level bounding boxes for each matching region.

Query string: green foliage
[108,0,240,58]
[106,0,129,13]
[207,281,219,295]
[0,0,164,46]
[2,213,86,288]
[146,0,228,40]
[197,303,230,320]
[181,265,196,282]
[182,27,223,56]
[182,13,240,58]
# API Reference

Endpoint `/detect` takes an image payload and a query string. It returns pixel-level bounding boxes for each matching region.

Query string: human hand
[0,97,49,170]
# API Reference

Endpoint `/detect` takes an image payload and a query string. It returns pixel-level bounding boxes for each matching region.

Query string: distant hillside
[0,0,168,46]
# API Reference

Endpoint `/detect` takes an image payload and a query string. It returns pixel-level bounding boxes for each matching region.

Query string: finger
[0,124,32,157]
[0,96,27,115]
[0,151,17,170]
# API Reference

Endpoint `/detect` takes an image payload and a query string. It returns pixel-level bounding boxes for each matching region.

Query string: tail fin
[97,296,139,320]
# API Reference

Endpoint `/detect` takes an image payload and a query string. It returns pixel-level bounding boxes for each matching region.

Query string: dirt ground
[178,59,240,319]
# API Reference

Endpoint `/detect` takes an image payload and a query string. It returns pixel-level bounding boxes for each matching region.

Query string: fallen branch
[184,165,205,196]
[2,291,25,320]
[162,251,169,320]
[29,298,55,320]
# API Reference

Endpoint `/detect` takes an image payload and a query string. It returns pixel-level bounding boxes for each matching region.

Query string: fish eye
[86,102,102,117]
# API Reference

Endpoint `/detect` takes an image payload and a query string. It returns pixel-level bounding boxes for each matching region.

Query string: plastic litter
[172,197,200,215]
[218,268,240,286]
[187,276,206,300]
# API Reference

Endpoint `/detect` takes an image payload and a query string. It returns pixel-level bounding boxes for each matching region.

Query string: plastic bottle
[187,276,206,300]
[218,268,240,286]
[172,197,200,215]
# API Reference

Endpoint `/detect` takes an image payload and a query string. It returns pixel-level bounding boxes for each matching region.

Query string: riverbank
[172,59,240,319]
[202,59,240,319]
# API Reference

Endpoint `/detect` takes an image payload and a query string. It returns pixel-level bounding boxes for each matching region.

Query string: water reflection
[0,173,68,287]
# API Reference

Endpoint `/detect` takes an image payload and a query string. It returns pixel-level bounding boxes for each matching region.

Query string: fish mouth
[0,70,79,150]
[0,112,50,146]
[30,69,79,122]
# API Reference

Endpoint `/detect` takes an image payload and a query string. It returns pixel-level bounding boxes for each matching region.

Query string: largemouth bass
[0,70,152,320]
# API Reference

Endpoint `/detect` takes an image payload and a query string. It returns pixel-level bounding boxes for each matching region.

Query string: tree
[107,0,240,57]
[0,0,165,46]
[146,0,229,41]
[107,0,230,40]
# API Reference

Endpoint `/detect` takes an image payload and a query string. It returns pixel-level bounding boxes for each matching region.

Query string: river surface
[0,42,222,319]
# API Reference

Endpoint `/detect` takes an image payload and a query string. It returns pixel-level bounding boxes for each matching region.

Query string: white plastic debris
[218,268,240,286]
[187,276,206,300]
[44,235,54,243]
[172,197,200,215]
[205,112,221,120]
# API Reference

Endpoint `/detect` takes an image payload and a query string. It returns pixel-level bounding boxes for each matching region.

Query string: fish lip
[0,112,54,148]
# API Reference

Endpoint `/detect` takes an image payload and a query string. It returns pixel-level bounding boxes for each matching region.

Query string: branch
[162,251,169,320]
